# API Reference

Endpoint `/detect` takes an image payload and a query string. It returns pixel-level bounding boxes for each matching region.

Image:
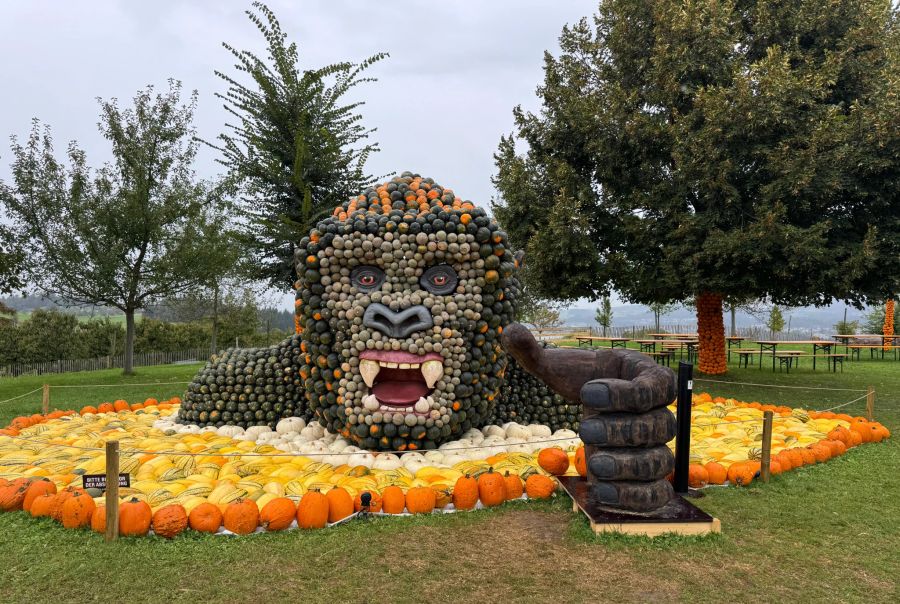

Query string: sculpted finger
[579,408,676,447]
[586,445,674,481]
[580,358,675,414]
[588,479,675,513]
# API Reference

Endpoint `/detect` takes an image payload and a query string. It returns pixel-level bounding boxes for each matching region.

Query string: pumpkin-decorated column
[883,298,894,351]
[696,292,726,374]
[502,324,676,512]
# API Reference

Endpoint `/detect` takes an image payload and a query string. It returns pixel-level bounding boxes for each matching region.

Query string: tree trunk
[124,308,136,375]
[697,292,726,375]
[211,285,219,355]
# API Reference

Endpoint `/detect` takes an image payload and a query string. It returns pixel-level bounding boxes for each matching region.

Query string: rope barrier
[692,378,867,392]
[688,391,872,427]
[51,381,191,388]
[0,388,43,406]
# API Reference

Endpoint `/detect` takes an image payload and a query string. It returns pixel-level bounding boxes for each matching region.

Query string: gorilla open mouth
[358,350,443,415]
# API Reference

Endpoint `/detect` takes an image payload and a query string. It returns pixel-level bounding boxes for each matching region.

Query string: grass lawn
[0,357,897,603]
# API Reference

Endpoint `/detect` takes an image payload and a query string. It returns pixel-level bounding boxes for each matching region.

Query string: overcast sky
[0,0,594,200]
[0,0,596,308]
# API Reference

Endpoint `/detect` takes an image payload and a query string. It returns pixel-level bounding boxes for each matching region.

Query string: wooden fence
[1,347,212,377]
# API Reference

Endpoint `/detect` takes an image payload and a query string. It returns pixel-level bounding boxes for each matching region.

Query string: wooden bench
[773,351,805,373]
[645,351,674,366]
[847,345,896,361]
[819,353,848,372]
[731,348,757,368]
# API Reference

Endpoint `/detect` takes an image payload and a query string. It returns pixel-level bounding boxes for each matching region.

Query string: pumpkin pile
[0,391,890,537]
[883,298,894,351]
[696,292,726,374]
[681,392,891,487]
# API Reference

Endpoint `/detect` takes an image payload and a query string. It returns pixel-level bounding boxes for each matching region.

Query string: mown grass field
[0,357,897,603]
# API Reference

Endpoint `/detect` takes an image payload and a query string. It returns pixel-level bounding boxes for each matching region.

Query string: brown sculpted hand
[501,323,677,512]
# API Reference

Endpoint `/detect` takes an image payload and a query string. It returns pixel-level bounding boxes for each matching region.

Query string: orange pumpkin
[119,498,152,537]
[574,446,587,478]
[152,505,188,539]
[91,505,106,533]
[29,493,56,518]
[705,461,727,485]
[297,491,329,529]
[525,474,556,499]
[22,479,56,512]
[452,475,479,510]
[97,402,115,414]
[477,468,506,507]
[353,490,382,513]
[113,400,130,412]
[80,406,97,415]
[405,487,436,514]
[188,502,222,533]
[61,491,96,529]
[0,479,31,511]
[325,487,354,523]
[50,487,85,522]
[223,499,259,535]
[537,448,569,476]
[697,292,727,374]
[727,462,755,486]
[688,464,709,488]
[503,471,524,500]
[433,488,451,509]
[381,485,406,514]
[259,497,296,531]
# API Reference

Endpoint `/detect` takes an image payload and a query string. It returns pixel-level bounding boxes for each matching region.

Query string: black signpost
[673,362,693,494]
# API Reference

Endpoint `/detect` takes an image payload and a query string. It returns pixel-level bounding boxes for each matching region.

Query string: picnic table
[726,336,745,361]
[633,339,661,353]
[659,339,699,362]
[754,340,838,371]
[831,334,899,359]
[646,333,698,340]
[575,336,630,349]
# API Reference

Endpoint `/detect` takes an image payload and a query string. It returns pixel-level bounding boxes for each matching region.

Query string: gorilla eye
[350,266,385,292]
[420,265,458,295]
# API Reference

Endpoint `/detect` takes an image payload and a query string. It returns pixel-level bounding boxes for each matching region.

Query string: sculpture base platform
[557,476,721,537]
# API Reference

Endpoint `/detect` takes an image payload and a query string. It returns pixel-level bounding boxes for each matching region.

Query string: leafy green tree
[647,302,678,332]
[767,306,785,338]
[0,82,225,374]
[494,0,900,372]
[210,2,387,290]
[0,226,23,297]
[595,296,613,336]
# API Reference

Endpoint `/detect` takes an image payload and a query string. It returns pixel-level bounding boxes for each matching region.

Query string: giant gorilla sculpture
[178,172,676,511]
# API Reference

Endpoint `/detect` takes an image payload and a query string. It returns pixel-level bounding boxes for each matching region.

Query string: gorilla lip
[359,350,443,407]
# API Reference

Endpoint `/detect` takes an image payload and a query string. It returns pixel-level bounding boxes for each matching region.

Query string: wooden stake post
[105,441,120,542]
[760,410,774,482]
[42,384,50,415]
[866,386,875,421]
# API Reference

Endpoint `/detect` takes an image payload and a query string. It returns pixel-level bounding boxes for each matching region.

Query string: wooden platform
[557,476,721,537]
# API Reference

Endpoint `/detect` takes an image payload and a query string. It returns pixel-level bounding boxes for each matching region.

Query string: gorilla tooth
[360,360,380,387]
[421,360,443,388]
[414,398,430,413]
[363,394,380,411]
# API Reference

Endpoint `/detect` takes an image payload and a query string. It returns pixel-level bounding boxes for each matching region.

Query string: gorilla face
[293,173,519,451]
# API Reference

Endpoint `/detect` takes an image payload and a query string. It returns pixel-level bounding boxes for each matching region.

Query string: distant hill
[562,302,871,335]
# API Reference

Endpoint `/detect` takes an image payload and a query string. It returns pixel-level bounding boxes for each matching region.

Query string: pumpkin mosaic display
[178,173,581,452]
[0,390,892,536]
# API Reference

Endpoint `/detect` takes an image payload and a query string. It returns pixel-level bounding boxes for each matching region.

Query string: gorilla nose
[362,303,434,339]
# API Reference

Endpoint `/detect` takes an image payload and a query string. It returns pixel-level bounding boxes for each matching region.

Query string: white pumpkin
[372,454,402,471]
[553,429,578,439]
[276,417,306,435]
[528,424,552,438]
[217,425,245,438]
[404,459,430,474]
[348,452,376,468]
[423,450,445,464]
[481,425,505,438]
[245,425,272,439]
[505,424,532,440]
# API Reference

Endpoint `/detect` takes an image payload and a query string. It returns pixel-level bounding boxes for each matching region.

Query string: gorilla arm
[501,323,678,512]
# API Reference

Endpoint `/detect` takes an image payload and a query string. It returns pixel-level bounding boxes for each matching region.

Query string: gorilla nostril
[363,303,434,339]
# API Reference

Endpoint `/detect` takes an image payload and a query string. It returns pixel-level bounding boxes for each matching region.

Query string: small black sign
[82,474,130,490]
